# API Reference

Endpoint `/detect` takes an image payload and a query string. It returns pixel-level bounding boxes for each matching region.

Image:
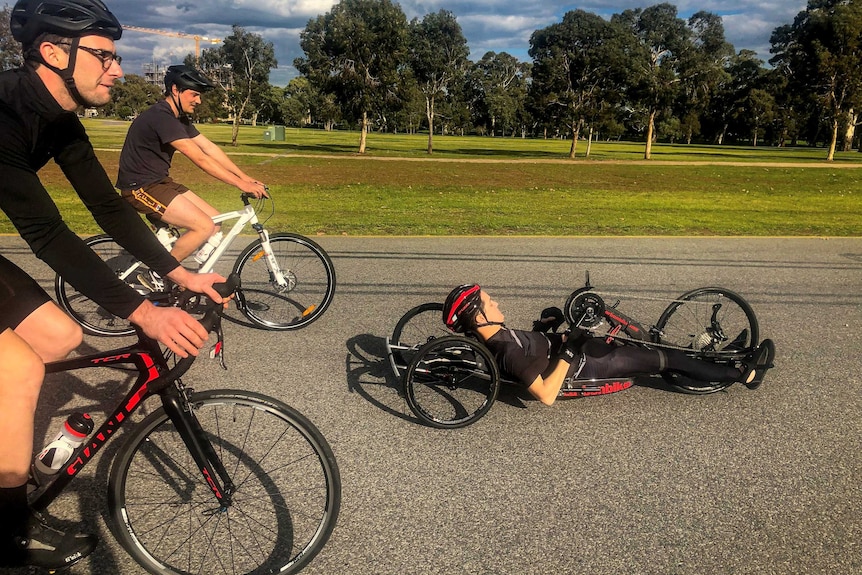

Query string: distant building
[142,63,169,87]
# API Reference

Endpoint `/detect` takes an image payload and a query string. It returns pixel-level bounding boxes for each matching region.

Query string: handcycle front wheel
[390,302,448,368]
[108,390,341,575]
[55,234,141,337]
[233,233,336,330]
[404,335,500,429]
[653,287,759,395]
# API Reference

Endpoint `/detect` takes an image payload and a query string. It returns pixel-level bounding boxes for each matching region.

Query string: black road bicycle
[31,276,341,574]
[386,272,760,429]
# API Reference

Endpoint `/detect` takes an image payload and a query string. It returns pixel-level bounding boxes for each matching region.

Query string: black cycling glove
[532,306,564,332]
[558,328,590,363]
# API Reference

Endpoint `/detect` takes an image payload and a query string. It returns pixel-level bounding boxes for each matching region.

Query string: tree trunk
[586,125,594,158]
[425,96,434,155]
[644,109,656,160]
[568,121,580,159]
[359,111,368,154]
[826,118,838,161]
[843,108,856,152]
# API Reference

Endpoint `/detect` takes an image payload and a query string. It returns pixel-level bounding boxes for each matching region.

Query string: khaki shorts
[121,178,190,218]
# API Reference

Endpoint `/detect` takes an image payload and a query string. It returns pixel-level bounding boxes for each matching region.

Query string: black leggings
[577,339,740,382]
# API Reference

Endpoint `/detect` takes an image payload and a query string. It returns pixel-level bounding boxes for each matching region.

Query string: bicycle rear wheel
[233,233,336,330]
[109,390,341,575]
[404,335,500,429]
[54,234,142,337]
[390,302,447,368]
[653,287,759,394]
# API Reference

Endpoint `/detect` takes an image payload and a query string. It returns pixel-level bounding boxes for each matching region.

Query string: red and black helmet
[10,0,122,46]
[443,284,482,333]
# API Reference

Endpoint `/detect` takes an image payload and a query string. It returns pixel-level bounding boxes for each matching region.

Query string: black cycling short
[0,255,52,332]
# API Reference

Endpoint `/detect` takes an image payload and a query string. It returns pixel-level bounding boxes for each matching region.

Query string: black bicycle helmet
[443,284,483,333]
[164,64,215,93]
[10,0,122,46]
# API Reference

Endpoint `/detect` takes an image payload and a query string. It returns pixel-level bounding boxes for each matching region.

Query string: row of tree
[287,0,862,159]
[2,1,860,159]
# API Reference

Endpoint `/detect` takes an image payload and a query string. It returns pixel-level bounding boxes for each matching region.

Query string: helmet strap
[37,38,87,107]
[169,88,189,119]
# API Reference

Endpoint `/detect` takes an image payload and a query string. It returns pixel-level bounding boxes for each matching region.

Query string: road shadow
[345,333,422,425]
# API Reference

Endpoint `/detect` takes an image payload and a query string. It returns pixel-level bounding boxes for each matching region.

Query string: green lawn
[9,119,862,236]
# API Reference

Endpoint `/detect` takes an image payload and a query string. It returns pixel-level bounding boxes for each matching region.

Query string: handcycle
[55,191,336,336]
[386,273,759,429]
[31,275,341,574]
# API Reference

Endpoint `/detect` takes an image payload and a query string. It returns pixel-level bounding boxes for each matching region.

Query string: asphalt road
[2,235,860,575]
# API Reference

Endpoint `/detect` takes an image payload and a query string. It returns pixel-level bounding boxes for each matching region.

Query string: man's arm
[526,361,570,406]
[171,135,267,196]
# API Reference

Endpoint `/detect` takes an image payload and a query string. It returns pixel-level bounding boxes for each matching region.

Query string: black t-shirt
[116,99,200,190]
[484,328,565,387]
[0,66,180,319]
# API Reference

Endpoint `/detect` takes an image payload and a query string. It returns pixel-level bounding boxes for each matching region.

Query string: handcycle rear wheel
[108,389,341,575]
[54,234,141,337]
[390,302,447,367]
[653,287,759,394]
[404,335,500,429]
[233,233,336,330]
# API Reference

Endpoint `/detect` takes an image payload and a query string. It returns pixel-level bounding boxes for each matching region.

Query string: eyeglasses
[76,46,122,70]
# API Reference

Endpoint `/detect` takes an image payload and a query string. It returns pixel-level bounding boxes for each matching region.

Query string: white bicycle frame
[118,197,288,289]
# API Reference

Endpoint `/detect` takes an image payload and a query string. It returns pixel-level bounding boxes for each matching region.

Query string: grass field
[8,119,862,236]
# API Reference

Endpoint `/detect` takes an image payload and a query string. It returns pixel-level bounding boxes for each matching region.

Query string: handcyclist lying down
[442,285,775,406]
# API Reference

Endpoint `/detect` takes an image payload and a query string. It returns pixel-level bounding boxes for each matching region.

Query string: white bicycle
[55,193,336,336]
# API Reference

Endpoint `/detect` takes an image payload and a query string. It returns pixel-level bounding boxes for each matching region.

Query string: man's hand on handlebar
[165,267,226,304]
[128,302,209,358]
[238,179,268,198]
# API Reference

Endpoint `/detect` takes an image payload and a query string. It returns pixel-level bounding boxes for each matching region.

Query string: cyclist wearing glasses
[116,64,268,290]
[443,285,775,406]
[0,0,225,568]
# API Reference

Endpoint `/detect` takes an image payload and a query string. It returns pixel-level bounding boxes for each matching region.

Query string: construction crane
[124,25,221,59]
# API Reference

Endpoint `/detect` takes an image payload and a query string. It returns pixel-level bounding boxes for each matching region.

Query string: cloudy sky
[104,0,808,86]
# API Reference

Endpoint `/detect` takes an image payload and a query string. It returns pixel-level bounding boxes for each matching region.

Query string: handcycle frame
[55,192,336,335]
[32,276,341,574]
[386,273,759,429]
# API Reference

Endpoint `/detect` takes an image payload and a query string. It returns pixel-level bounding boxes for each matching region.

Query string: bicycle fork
[161,389,236,510]
[252,224,292,290]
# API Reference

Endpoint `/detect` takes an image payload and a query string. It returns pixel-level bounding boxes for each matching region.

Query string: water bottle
[155,227,176,250]
[194,230,223,264]
[35,413,94,475]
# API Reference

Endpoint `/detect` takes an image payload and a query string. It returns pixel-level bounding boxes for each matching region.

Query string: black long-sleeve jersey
[0,66,180,319]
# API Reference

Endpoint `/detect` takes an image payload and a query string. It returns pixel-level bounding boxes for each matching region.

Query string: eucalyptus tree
[197,26,277,146]
[468,51,530,137]
[612,3,692,159]
[676,11,733,144]
[408,9,469,153]
[529,9,629,158]
[770,0,862,159]
[295,0,409,153]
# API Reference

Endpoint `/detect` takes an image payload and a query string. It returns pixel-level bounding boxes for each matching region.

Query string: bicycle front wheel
[233,233,336,330]
[653,287,759,394]
[54,234,141,337]
[109,390,341,575]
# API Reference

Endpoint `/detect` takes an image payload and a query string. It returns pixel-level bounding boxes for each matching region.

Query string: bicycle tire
[653,287,759,395]
[390,302,448,368]
[404,335,500,429]
[54,234,143,337]
[108,389,341,575]
[232,233,336,330]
